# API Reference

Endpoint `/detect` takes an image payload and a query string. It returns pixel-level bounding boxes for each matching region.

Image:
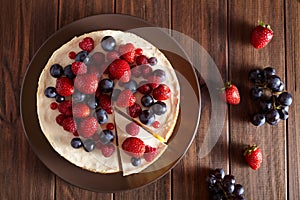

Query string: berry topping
[139,110,155,125]
[141,94,154,107]
[50,64,64,78]
[56,114,66,126]
[122,79,138,93]
[101,36,116,51]
[153,84,171,100]
[58,100,72,116]
[125,122,140,136]
[106,51,120,63]
[71,138,82,149]
[86,96,98,109]
[144,145,158,162]
[135,48,143,56]
[111,88,121,101]
[44,86,57,98]
[75,51,89,62]
[74,73,99,94]
[136,55,148,65]
[98,94,113,114]
[78,117,98,138]
[99,78,114,93]
[137,82,152,94]
[141,64,152,78]
[71,61,87,75]
[122,137,145,158]
[72,91,86,103]
[55,77,74,97]
[50,102,58,110]
[62,117,77,133]
[151,101,167,115]
[131,65,142,77]
[72,103,90,118]
[106,123,115,130]
[95,108,108,124]
[152,69,166,82]
[128,103,142,118]
[91,52,105,64]
[64,64,76,79]
[101,143,115,157]
[83,138,96,152]
[99,130,114,145]
[119,43,135,63]
[55,95,65,103]
[152,121,160,128]
[109,59,131,82]
[148,57,158,66]
[116,89,136,108]
[79,37,94,52]
[68,51,76,59]
[244,144,263,170]
[131,157,141,166]
[147,75,161,89]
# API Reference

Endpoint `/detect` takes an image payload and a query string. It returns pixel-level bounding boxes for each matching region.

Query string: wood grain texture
[171,0,229,199]
[114,0,171,199]
[55,0,114,199]
[229,1,286,199]
[286,0,300,199]
[0,0,58,199]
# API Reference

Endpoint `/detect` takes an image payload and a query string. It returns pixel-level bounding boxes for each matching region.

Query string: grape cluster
[249,67,293,126]
[206,168,245,200]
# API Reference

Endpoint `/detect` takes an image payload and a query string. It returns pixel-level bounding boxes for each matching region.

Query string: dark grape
[259,100,273,112]
[233,184,245,196]
[273,81,284,92]
[263,67,276,77]
[250,87,263,99]
[223,175,236,184]
[249,69,264,83]
[206,174,217,186]
[261,88,273,101]
[265,109,280,125]
[278,108,289,120]
[251,113,266,126]
[222,182,235,194]
[214,168,225,180]
[266,75,281,91]
[277,92,292,106]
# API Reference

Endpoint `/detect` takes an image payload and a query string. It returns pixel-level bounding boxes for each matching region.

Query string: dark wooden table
[1,0,300,199]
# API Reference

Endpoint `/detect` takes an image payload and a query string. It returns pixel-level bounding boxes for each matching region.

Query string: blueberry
[96,109,108,124]
[148,57,158,66]
[55,94,65,103]
[152,69,166,82]
[86,96,98,109]
[50,64,64,78]
[139,110,155,125]
[251,113,266,126]
[71,138,83,149]
[83,138,95,152]
[151,101,167,115]
[99,130,114,144]
[99,78,114,93]
[131,157,141,166]
[64,64,76,79]
[101,36,116,51]
[121,80,137,93]
[72,91,86,102]
[75,51,89,62]
[111,89,121,101]
[44,87,57,98]
[141,95,154,107]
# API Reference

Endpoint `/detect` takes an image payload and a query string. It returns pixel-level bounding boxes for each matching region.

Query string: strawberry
[222,82,240,105]
[58,100,72,116]
[244,144,263,170]
[128,103,142,118]
[74,73,98,94]
[109,59,131,82]
[62,117,77,133]
[116,89,136,108]
[125,122,140,136]
[101,143,115,158]
[153,84,171,100]
[78,116,98,138]
[144,145,158,162]
[119,43,135,63]
[122,137,145,158]
[55,77,74,97]
[72,103,90,118]
[98,94,113,114]
[251,21,273,49]
[71,61,87,75]
[79,37,94,52]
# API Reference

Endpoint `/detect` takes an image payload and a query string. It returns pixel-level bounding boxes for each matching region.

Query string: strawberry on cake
[37,30,180,175]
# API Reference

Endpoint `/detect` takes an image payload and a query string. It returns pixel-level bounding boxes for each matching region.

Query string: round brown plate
[20,14,200,192]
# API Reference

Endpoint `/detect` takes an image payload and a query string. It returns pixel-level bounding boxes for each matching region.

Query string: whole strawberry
[244,144,263,170]
[222,82,240,105]
[251,21,273,49]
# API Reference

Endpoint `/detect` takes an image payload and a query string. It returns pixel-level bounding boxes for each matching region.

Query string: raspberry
[72,103,90,118]
[116,89,136,108]
[136,55,148,65]
[62,117,77,133]
[106,123,115,130]
[109,59,131,82]
[79,37,94,52]
[126,122,140,136]
[78,117,98,138]
[68,51,76,59]
[128,103,142,118]
[92,52,105,64]
[50,102,58,110]
[58,100,72,116]
[74,73,99,94]
[55,77,74,97]
[106,51,120,63]
[153,84,171,100]
[71,61,87,75]
[56,114,66,126]
[137,81,152,94]
[122,137,145,158]
[98,94,113,114]
[101,143,115,157]
[144,145,158,162]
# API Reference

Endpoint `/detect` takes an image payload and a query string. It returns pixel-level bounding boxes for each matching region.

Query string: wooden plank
[229,1,286,199]
[55,0,114,199]
[171,0,229,199]
[286,0,300,199]
[114,0,171,199]
[0,0,58,199]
